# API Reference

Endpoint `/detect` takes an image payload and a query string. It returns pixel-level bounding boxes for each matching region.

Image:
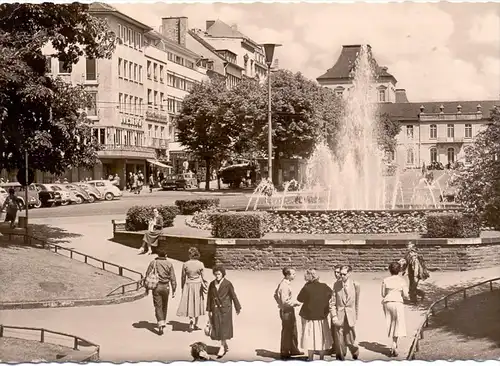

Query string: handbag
[144,260,159,290]
[204,318,212,337]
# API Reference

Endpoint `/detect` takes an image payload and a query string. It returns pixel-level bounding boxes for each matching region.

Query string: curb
[0,288,147,311]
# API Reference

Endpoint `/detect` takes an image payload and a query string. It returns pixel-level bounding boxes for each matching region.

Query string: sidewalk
[1,215,498,362]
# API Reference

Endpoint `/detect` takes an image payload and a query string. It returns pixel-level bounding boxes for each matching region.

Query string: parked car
[87,180,122,201]
[58,184,91,204]
[161,173,198,190]
[218,163,256,188]
[74,183,102,202]
[49,185,75,205]
[34,183,63,207]
[0,182,41,208]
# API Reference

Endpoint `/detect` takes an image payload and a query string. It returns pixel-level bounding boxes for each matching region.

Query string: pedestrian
[138,208,163,255]
[128,172,133,191]
[400,242,429,303]
[1,188,23,228]
[297,268,333,361]
[330,265,342,357]
[113,174,121,189]
[273,267,302,360]
[206,265,242,359]
[176,247,208,331]
[149,173,155,193]
[144,245,176,335]
[330,265,360,360]
[381,261,409,357]
[132,173,138,194]
[137,171,144,194]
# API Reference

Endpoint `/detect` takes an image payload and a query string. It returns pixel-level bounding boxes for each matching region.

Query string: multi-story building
[195,20,267,82]
[317,44,500,169]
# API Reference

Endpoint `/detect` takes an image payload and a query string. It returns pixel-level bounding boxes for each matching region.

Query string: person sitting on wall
[138,208,163,255]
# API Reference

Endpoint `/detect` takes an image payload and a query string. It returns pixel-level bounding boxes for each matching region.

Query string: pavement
[1,215,499,362]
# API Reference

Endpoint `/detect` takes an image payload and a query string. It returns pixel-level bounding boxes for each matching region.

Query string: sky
[114,2,500,102]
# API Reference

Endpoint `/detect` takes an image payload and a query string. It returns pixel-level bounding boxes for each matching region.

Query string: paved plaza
[1,215,498,361]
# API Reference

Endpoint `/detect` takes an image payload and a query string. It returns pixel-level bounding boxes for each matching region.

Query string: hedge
[175,199,220,215]
[426,212,481,238]
[210,211,270,238]
[126,205,179,231]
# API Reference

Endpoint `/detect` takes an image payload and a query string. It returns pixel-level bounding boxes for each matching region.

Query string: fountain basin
[266,208,463,235]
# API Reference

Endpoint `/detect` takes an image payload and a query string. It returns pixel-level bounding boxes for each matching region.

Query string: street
[24,189,251,219]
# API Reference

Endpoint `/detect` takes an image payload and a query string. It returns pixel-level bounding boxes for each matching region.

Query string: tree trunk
[216,160,221,190]
[205,157,211,191]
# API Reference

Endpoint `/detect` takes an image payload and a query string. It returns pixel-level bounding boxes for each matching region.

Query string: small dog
[190,342,212,361]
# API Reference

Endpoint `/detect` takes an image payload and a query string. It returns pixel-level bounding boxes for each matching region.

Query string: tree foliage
[375,112,401,153]
[0,3,116,174]
[452,106,500,228]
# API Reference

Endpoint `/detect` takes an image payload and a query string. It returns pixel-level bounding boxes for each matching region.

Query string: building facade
[317,44,500,169]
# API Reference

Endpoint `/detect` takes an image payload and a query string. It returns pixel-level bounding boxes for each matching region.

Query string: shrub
[210,211,270,238]
[426,212,481,238]
[126,205,179,231]
[175,199,220,215]
[186,206,229,230]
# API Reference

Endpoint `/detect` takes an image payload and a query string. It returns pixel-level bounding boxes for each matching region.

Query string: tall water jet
[305,44,387,209]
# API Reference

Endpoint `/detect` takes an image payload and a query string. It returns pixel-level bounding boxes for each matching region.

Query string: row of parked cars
[0,180,122,209]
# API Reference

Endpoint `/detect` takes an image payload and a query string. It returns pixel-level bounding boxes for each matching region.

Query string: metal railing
[2,232,145,297]
[407,276,500,360]
[0,324,100,360]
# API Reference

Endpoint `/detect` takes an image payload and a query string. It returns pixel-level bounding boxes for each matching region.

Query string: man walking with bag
[274,267,302,360]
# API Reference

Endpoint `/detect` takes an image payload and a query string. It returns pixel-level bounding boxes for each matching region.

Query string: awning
[146,159,173,169]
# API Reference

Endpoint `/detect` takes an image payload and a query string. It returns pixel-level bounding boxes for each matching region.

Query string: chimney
[395,88,409,103]
[161,17,188,46]
[206,20,215,31]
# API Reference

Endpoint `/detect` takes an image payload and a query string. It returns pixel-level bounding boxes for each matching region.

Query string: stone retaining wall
[268,208,462,234]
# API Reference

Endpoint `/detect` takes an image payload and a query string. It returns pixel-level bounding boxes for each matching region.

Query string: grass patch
[417,289,500,360]
[0,242,130,303]
[0,337,74,362]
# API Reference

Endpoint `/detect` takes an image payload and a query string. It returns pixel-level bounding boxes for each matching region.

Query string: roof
[379,100,500,120]
[317,45,396,83]
[205,19,260,49]
[188,29,225,61]
[89,3,153,31]
[147,30,200,59]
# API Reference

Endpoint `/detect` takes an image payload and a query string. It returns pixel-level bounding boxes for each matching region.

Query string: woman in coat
[176,247,207,331]
[297,268,333,361]
[381,261,409,357]
[138,208,163,255]
[206,265,241,358]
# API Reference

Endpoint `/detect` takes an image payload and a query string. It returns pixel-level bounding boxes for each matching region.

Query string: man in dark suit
[330,265,342,357]
[330,265,360,360]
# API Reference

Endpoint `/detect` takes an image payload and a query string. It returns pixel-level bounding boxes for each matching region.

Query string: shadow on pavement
[132,321,160,335]
[30,223,82,244]
[359,341,391,357]
[167,320,191,333]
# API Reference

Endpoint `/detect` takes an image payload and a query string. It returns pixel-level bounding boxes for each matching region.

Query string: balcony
[436,136,464,143]
[149,138,169,149]
[98,144,156,159]
[120,115,144,128]
[145,109,168,123]
[419,113,483,122]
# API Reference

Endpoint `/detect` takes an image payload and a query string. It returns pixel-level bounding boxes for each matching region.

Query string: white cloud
[469,13,500,45]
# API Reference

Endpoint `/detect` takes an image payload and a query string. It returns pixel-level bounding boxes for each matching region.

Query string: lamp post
[262,43,281,184]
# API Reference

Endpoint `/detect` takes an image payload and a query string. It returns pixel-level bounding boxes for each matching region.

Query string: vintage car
[34,183,63,207]
[87,180,123,201]
[0,182,41,209]
[59,184,92,204]
[74,183,103,201]
[161,172,198,190]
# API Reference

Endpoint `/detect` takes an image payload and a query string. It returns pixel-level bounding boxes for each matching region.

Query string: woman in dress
[206,265,241,359]
[381,261,409,357]
[138,208,163,255]
[176,247,207,331]
[297,268,333,361]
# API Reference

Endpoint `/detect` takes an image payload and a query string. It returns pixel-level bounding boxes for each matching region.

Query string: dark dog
[190,342,212,361]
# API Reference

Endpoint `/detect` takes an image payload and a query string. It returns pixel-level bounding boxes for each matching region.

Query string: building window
[430,147,437,163]
[167,73,175,87]
[447,147,455,164]
[87,92,97,116]
[85,58,96,80]
[58,59,71,74]
[334,87,344,97]
[147,89,152,106]
[134,97,138,115]
[447,124,454,138]
[118,93,123,111]
[406,125,414,140]
[123,60,128,79]
[118,24,122,41]
[138,33,142,49]
[378,89,386,102]
[134,64,137,82]
[167,98,175,113]
[139,98,143,114]
[465,124,472,138]
[406,148,415,165]
[154,91,158,108]
[186,60,194,69]
[159,65,164,83]
[147,61,152,79]
[128,63,132,80]
[99,128,105,145]
[118,58,122,77]
[429,124,437,139]
[139,66,143,83]
[153,63,158,81]
[159,92,164,110]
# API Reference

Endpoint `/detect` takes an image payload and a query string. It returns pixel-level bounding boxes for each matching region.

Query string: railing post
[55,246,58,253]
[122,286,125,295]
[0,325,3,337]
[119,267,123,276]
[70,251,73,259]
[490,281,493,292]
[74,337,79,350]
[463,289,467,299]
[102,262,105,270]
[40,329,45,343]
[84,255,88,264]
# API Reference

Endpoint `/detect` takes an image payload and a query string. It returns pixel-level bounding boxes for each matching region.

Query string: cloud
[469,13,500,45]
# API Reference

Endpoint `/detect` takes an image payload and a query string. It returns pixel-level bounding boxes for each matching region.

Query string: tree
[176,79,235,191]
[452,106,500,228]
[0,3,116,174]
[375,112,401,155]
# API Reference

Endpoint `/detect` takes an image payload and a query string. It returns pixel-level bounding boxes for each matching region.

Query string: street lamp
[262,43,281,185]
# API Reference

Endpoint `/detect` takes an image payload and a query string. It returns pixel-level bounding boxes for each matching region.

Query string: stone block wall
[268,209,462,234]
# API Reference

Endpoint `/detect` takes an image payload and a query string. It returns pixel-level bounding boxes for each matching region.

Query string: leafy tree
[176,79,235,190]
[0,3,116,174]
[452,106,500,228]
[375,112,401,154]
